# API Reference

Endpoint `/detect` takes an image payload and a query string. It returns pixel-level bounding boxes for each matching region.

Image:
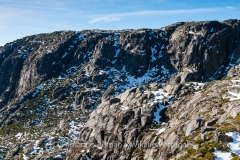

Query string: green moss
[218,109,225,115]
[222,98,230,104]
[180,141,228,159]
[204,152,215,160]
[133,148,144,157]
[182,129,201,144]
[232,156,240,160]
[179,148,197,159]
[199,142,228,154]
[194,138,204,144]
[220,123,235,133]
[206,132,214,140]
[234,115,240,123]
[183,136,192,141]
[186,148,197,155]
[219,115,240,133]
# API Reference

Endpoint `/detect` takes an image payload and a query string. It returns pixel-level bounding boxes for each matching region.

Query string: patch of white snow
[156,128,165,135]
[120,106,129,111]
[228,92,240,101]
[214,132,240,159]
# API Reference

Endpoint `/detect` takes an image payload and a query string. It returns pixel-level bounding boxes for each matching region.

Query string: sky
[0,0,240,46]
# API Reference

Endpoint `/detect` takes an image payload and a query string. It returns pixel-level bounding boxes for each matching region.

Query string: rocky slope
[0,19,240,160]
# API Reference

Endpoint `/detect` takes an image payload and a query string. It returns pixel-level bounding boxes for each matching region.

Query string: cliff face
[0,19,240,160]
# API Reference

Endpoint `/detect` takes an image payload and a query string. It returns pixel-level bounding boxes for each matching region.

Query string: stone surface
[0,19,240,160]
[185,118,203,136]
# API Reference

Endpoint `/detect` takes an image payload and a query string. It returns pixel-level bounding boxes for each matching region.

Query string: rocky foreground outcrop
[0,19,240,160]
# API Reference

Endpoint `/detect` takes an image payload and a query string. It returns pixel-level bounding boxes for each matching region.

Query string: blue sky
[0,0,240,46]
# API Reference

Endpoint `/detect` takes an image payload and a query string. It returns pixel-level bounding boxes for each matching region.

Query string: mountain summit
[0,19,240,160]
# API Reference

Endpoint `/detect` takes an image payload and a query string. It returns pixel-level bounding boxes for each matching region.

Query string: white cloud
[227,6,235,10]
[88,8,222,24]
[88,17,120,24]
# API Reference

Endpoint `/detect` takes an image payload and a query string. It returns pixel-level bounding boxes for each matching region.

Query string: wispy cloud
[0,0,86,26]
[89,17,120,24]
[227,6,235,10]
[88,8,223,24]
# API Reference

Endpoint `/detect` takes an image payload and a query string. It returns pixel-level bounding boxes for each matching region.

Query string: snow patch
[189,31,195,35]
[120,106,129,111]
[214,132,240,160]
[15,133,22,139]
[17,49,29,58]
[86,155,91,160]
[161,65,169,75]
[104,66,171,93]
[214,150,231,160]
[22,154,29,160]
[30,140,42,155]
[151,89,170,124]
[228,92,240,101]
[32,84,45,98]
[153,104,165,124]
[54,155,63,159]
[151,46,157,62]
[114,49,120,58]
[62,52,69,58]
[76,32,86,40]
[231,80,240,83]
[99,70,106,75]
[156,128,165,135]
[68,120,84,140]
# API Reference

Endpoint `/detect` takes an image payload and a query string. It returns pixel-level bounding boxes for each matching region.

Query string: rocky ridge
[0,19,240,159]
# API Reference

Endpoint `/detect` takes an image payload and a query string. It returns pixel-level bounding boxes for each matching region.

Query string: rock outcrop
[0,19,240,160]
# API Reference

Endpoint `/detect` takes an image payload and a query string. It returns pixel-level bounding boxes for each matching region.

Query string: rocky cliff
[0,19,240,160]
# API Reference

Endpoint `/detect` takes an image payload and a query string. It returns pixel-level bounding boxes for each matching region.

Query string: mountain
[0,19,240,160]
